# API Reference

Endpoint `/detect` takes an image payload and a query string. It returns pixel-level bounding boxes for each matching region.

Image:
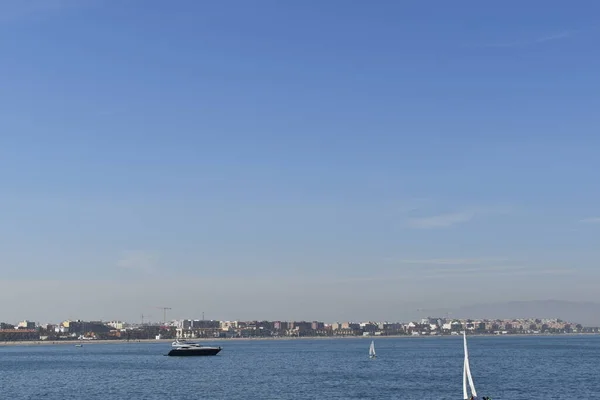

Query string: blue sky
[1,0,599,323]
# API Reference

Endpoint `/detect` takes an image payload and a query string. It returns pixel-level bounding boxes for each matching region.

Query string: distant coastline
[2,332,598,347]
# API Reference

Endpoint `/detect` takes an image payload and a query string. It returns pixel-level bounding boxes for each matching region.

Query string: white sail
[369,340,376,358]
[463,358,468,399]
[463,331,477,399]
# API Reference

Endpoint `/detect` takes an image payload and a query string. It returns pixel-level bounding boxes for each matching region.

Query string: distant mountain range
[425,300,600,327]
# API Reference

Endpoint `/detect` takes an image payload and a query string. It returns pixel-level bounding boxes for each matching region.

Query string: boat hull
[167,347,222,356]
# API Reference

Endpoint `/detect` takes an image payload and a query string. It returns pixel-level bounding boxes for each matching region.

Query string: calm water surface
[0,335,598,399]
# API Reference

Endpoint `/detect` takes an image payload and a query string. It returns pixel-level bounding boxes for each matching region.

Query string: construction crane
[155,307,172,325]
[141,313,151,326]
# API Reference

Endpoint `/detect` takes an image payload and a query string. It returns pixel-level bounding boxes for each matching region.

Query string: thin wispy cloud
[424,265,554,275]
[399,258,500,265]
[483,31,575,48]
[335,266,572,283]
[406,205,511,229]
[474,27,598,50]
[116,251,159,275]
[580,217,600,224]
[416,269,573,281]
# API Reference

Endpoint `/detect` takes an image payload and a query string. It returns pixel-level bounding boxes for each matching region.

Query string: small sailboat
[369,340,376,359]
[462,331,479,400]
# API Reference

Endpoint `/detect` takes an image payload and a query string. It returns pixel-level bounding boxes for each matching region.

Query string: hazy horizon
[1,1,599,324]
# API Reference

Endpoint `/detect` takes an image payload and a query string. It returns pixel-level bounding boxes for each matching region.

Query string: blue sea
[0,335,598,399]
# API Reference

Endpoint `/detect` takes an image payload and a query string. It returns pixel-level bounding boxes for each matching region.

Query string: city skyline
[2,315,594,344]
[3,315,591,330]
[1,1,600,322]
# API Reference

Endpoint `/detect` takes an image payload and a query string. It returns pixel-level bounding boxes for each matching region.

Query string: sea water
[0,335,598,399]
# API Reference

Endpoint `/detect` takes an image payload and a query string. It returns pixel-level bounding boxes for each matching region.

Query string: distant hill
[427,300,600,326]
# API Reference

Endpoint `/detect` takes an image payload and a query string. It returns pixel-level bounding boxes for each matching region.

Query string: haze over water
[1,336,598,399]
